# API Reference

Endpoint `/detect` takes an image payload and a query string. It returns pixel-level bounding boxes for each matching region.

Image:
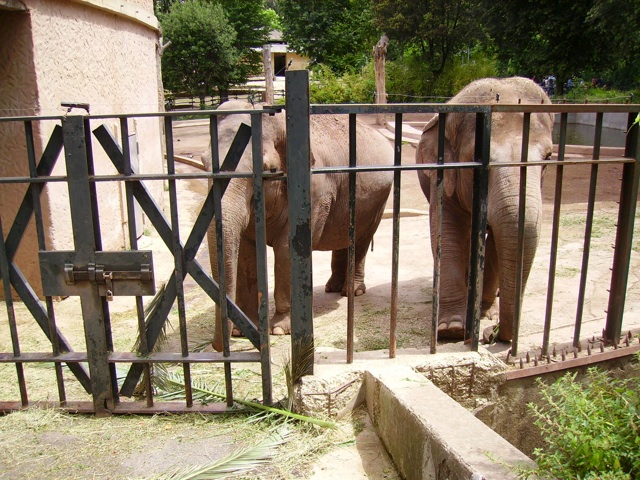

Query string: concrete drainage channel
[295,346,535,480]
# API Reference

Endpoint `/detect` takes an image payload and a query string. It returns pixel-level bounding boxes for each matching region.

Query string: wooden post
[263,44,274,104]
[373,35,389,125]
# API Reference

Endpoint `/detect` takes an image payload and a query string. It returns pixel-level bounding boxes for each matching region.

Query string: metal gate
[1,70,640,415]
[0,103,284,415]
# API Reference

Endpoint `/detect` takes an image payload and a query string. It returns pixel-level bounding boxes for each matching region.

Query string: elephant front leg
[234,235,259,337]
[271,239,292,335]
[432,198,471,340]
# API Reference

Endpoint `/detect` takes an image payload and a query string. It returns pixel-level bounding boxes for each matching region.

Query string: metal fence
[1,70,639,415]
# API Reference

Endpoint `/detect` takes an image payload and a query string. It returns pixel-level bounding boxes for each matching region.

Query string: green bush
[520,360,640,480]
[432,50,498,98]
[562,84,637,104]
[309,64,376,104]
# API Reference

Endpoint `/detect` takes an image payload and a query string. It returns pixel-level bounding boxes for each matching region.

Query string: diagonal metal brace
[92,123,260,396]
[0,125,92,392]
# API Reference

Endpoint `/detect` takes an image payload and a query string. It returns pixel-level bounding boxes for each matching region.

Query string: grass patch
[556,266,581,278]
[0,405,357,480]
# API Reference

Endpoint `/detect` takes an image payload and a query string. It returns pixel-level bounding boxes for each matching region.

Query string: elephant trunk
[488,166,543,342]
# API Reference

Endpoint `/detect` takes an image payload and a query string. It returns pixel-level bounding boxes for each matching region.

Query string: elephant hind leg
[325,248,367,297]
[324,248,347,293]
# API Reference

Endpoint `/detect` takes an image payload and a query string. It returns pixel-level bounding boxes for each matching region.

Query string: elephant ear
[416,115,457,198]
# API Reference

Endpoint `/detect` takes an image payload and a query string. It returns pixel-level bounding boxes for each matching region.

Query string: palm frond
[284,339,316,411]
[152,427,292,480]
[134,282,170,353]
[155,372,336,429]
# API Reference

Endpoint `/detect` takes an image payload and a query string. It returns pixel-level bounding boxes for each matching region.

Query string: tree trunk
[262,43,274,104]
[373,35,389,126]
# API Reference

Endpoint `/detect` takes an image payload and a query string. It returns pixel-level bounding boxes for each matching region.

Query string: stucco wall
[0,10,45,296]
[0,0,165,297]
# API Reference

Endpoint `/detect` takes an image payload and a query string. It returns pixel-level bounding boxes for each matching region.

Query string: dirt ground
[1,111,639,479]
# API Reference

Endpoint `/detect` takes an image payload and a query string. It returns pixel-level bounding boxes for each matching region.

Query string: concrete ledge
[365,366,535,480]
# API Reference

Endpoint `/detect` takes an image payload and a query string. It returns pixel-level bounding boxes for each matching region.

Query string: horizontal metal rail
[0,351,261,363]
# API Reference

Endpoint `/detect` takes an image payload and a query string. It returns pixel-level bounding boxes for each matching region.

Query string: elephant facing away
[416,77,554,342]
[204,101,393,352]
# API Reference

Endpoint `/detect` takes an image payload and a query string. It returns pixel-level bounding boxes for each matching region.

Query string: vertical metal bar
[164,116,193,407]
[62,115,113,416]
[251,112,273,405]
[511,112,531,356]
[466,111,490,350]
[542,112,567,356]
[432,112,446,354]
[389,113,402,358]
[120,117,153,407]
[25,120,66,404]
[209,116,234,407]
[89,118,120,405]
[574,112,602,345]
[347,113,357,364]
[605,112,640,344]
[286,70,314,376]
[0,216,28,406]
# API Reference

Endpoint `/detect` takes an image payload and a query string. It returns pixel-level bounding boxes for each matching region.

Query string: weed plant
[518,356,640,479]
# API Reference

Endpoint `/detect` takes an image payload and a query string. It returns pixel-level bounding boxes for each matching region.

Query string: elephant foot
[482,324,512,344]
[325,275,345,294]
[231,327,243,337]
[481,301,499,323]
[340,282,366,297]
[437,315,465,339]
[270,313,291,335]
[325,275,366,297]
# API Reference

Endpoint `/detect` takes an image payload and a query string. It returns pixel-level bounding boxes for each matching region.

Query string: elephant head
[416,77,554,342]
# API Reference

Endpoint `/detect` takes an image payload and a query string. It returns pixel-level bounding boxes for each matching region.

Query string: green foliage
[217,0,272,79]
[432,47,498,97]
[521,364,640,479]
[160,1,240,99]
[480,0,640,92]
[562,84,637,104]
[383,47,498,102]
[385,57,437,102]
[309,64,376,104]
[371,0,485,78]
[277,0,378,73]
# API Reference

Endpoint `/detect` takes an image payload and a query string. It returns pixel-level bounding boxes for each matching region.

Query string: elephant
[204,100,393,352]
[416,77,554,342]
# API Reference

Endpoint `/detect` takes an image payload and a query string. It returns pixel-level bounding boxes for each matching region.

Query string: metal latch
[40,251,156,299]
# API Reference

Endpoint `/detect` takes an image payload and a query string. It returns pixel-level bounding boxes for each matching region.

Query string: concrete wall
[565,112,630,131]
[0,0,164,297]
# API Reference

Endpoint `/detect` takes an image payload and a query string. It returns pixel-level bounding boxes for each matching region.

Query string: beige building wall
[0,0,165,298]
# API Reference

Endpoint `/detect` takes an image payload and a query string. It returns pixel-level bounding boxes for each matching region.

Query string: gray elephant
[416,77,554,342]
[205,100,393,351]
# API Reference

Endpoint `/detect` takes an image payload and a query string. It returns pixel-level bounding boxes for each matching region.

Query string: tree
[160,1,241,104]
[480,0,640,92]
[217,0,274,79]
[277,0,378,73]
[586,0,640,89]
[371,0,485,78]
